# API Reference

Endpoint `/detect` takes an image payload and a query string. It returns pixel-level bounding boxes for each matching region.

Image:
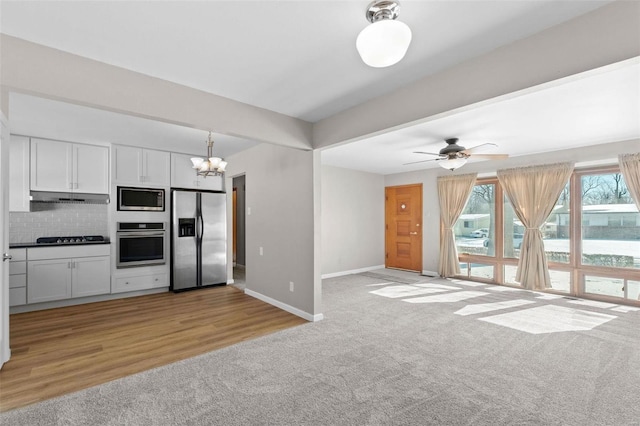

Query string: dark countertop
[10,241,111,249]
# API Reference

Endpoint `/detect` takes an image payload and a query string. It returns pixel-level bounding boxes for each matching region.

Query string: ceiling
[2,0,637,174]
[322,61,640,174]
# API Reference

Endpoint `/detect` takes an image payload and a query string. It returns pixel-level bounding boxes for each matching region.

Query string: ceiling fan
[405,138,509,171]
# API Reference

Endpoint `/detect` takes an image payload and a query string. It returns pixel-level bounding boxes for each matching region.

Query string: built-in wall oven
[116,222,166,268]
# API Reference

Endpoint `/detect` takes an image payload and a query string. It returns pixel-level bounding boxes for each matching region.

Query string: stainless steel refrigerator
[171,189,227,291]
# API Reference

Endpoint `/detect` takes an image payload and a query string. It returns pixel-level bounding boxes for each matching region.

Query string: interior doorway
[385,184,423,272]
[232,175,246,289]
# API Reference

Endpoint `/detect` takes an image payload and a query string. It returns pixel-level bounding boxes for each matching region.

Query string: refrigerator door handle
[197,214,204,241]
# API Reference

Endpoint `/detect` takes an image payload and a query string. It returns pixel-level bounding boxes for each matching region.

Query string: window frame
[451,165,640,306]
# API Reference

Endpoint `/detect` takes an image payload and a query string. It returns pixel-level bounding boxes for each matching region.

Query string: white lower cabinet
[28,258,73,303]
[26,245,111,304]
[72,256,111,298]
[9,248,27,306]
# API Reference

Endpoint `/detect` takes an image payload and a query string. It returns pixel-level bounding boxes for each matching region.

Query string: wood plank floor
[0,285,307,412]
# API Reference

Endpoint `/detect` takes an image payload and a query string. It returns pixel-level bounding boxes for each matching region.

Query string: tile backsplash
[9,203,109,244]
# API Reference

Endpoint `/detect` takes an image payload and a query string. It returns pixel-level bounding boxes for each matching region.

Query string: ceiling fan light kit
[438,157,467,171]
[357,0,412,68]
[406,138,508,171]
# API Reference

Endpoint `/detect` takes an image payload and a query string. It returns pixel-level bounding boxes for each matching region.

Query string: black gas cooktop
[36,235,106,244]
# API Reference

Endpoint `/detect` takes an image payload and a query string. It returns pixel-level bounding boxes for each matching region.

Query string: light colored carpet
[2,270,640,425]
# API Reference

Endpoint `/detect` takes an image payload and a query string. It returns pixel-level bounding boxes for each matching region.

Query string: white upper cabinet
[171,152,224,191]
[30,139,72,191]
[113,145,170,187]
[9,135,30,212]
[74,143,109,193]
[143,148,171,187]
[30,138,108,194]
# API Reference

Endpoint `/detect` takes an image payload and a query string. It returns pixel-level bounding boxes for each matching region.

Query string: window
[454,183,495,257]
[503,195,520,259]
[545,183,570,265]
[448,166,639,306]
[580,172,639,270]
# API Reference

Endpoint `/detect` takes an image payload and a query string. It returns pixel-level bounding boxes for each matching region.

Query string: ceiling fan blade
[413,151,442,156]
[470,154,509,160]
[403,158,439,165]
[461,143,497,154]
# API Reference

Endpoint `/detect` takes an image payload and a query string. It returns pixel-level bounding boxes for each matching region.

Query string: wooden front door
[385,184,422,272]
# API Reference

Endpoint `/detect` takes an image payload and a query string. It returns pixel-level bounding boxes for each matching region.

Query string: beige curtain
[619,153,640,300]
[497,163,573,290]
[619,153,640,210]
[437,173,477,277]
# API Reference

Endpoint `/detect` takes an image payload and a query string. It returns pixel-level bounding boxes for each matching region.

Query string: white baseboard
[422,270,440,277]
[244,289,323,322]
[321,264,386,279]
[227,279,235,284]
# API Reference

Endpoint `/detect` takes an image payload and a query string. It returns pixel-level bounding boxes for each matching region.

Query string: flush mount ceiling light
[356,0,412,68]
[190,132,227,177]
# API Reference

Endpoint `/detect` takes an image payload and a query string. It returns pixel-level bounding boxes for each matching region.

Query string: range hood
[30,191,110,204]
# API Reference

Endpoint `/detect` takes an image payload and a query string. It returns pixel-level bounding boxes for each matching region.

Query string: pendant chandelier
[190,132,227,177]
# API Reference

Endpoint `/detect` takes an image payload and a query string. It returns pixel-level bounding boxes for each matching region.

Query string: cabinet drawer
[151,273,168,288]
[9,274,26,289]
[9,248,27,261]
[113,273,168,293]
[9,261,26,275]
[28,244,110,260]
[10,287,27,306]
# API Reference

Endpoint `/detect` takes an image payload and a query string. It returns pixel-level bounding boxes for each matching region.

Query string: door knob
[410,232,418,235]
[2,253,12,262]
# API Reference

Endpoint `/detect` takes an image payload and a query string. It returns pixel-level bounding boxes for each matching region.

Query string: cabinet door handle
[68,261,71,269]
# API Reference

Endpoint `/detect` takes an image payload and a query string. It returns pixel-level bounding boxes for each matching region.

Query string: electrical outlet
[259,247,263,256]
[289,281,294,292]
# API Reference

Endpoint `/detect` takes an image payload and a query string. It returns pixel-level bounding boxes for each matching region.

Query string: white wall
[385,138,640,275]
[321,165,385,276]
[225,143,321,320]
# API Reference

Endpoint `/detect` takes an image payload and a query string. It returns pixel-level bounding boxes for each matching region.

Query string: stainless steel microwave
[117,187,165,211]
